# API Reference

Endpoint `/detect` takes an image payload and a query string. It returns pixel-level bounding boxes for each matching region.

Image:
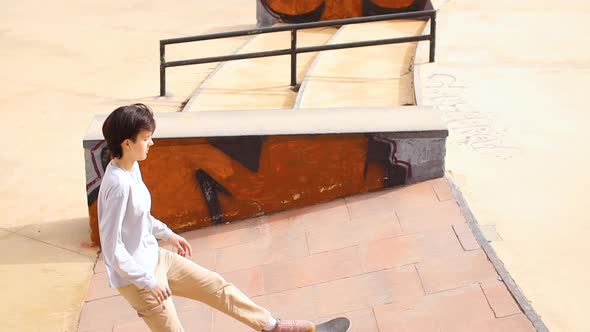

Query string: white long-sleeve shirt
[98,160,174,290]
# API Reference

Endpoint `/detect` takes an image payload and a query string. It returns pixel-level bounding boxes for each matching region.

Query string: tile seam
[451,224,468,251]
[2,227,96,259]
[371,306,382,332]
[413,264,427,295]
[479,283,499,318]
[252,262,420,298]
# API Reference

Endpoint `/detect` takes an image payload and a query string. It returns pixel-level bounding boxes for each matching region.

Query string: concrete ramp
[296,20,427,109]
[183,27,335,112]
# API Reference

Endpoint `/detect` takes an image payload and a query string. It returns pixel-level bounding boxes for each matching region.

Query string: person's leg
[164,249,271,331]
[117,250,184,332]
[164,249,315,332]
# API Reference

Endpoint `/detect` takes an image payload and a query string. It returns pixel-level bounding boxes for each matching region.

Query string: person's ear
[122,139,130,150]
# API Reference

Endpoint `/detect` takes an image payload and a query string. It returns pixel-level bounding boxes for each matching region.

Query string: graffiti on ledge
[85,133,422,244]
[260,0,429,23]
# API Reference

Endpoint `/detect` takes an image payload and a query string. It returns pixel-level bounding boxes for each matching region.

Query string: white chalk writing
[424,73,520,159]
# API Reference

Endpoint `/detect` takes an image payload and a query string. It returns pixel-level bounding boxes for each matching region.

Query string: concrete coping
[83,106,448,145]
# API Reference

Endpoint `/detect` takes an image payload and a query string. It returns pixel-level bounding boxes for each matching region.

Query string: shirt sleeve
[99,190,157,290]
[150,215,174,240]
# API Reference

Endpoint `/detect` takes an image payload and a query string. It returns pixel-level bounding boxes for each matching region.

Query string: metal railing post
[290,29,298,89]
[160,41,166,96]
[429,11,436,63]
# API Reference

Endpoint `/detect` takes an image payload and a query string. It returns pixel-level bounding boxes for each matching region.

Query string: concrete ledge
[84,106,447,144]
[294,25,346,109]
[83,107,447,245]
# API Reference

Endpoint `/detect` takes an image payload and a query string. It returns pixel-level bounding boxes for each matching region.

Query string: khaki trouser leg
[117,250,184,332]
[165,249,272,331]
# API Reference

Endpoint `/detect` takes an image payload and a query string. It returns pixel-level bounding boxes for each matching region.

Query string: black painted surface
[87,187,99,207]
[364,135,408,187]
[362,0,428,16]
[208,136,264,172]
[195,169,233,225]
[260,1,326,23]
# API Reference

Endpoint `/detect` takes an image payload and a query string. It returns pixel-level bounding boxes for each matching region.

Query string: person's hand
[150,280,171,305]
[167,234,193,257]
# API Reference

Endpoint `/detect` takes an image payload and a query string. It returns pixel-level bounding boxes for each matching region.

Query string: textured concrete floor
[79,179,535,332]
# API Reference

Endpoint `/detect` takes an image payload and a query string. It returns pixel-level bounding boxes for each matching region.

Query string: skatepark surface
[1,0,588,331]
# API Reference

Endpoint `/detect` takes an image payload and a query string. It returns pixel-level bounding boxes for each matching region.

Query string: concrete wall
[83,108,447,245]
[257,0,429,26]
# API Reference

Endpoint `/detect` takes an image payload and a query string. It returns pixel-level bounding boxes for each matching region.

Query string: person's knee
[204,272,240,300]
[139,302,183,332]
[137,301,167,318]
[211,272,233,290]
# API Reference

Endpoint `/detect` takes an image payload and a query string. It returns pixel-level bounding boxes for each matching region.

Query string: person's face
[121,129,154,161]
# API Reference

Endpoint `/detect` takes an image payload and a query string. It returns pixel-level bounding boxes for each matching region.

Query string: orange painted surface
[265,0,325,15]
[371,0,415,8]
[89,134,389,246]
[263,0,421,21]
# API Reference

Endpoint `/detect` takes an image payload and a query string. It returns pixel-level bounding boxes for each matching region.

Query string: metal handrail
[160,10,436,96]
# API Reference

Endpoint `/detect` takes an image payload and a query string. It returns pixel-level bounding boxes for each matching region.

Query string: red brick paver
[373,284,493,332]
[481,280,522,318]
[306,213,403,254]
[432,177,454,202]
[417,250,499,294]
[262,246,362,294]
[453,223,481,251]
[77,179,535,332]
[84,271,118,301]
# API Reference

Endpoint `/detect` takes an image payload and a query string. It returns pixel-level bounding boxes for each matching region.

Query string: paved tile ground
[78,178,536,332]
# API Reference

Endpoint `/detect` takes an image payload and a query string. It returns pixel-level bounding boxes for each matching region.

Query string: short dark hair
[102,103,156,159]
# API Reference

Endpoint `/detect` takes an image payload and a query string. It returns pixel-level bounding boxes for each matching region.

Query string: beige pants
[117,248,271,332]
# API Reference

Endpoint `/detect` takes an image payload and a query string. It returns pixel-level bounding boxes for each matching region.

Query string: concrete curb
[180,35,256,112]
[411,16,432,106]
[293,26,343,109]
[446,176,550,332]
